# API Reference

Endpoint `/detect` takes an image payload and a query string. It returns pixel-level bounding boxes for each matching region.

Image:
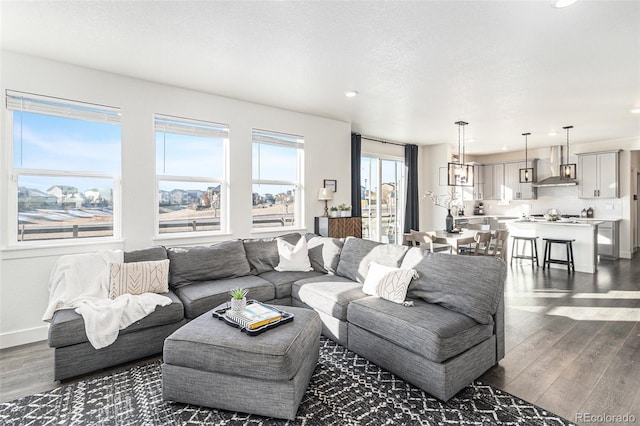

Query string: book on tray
[224,303,283,330]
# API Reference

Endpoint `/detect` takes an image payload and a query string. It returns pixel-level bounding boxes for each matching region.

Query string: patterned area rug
[0,338,573,425]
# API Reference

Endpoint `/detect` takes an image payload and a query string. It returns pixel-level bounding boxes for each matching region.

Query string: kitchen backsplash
[466,185,623,219]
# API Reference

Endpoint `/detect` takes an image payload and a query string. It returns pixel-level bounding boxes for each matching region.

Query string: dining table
[428,229,478,254]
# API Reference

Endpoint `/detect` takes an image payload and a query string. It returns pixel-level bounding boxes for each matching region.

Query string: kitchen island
[505,219,602,273]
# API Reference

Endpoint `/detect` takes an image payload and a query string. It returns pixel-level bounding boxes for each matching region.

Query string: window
[155,115,228,235]
[361,156,405,244]
[252,129,303,229]
[6,90,121,243]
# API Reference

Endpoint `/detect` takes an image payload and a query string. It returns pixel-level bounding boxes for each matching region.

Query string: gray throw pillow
[305,233,344,274]
[167,239,251,288]
[124,246,168,263]
[401,247,506,325]
[242,233,301,275]
[335,237,409,283]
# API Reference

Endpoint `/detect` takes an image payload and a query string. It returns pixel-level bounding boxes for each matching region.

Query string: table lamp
[318,188,334,217]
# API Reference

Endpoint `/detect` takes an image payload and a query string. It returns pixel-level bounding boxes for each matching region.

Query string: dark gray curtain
[403,144,419,233]
[350,133,362,217]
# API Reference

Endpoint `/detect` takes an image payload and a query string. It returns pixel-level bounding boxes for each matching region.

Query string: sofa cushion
[291,275,368,321]
[174,275,274,319]
[48,291,184,348]
[305,233,344,274]
[401,248,506,325]
[109,259,170,299]
[347,296,494,363]
[124,246,168,263]
[274,236,312,272]
[258,270,325,299]
[335,237,409,283]
[243,233,302,275]
[167,240,251,288]
[361,262,417,304]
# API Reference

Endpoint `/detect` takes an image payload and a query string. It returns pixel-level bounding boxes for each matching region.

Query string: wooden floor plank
[503,320,604,404]
[577,322,640,421]
[534,321,635,419]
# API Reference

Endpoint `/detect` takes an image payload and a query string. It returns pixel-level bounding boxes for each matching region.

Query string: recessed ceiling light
[552,0,578,8]
[630,107,640,114]
[548,131,559,136]
[344,91,358,98]
[501,146,508,151]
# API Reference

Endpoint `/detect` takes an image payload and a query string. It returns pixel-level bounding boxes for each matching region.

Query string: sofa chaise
[47,232,506,401]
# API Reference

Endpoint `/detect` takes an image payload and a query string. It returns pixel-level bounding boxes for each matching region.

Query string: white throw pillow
[362,262,418,304]
[109,259,170,299]
[275,236,313,272]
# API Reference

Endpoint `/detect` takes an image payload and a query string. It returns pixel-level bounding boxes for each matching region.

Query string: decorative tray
[211,300,294,336]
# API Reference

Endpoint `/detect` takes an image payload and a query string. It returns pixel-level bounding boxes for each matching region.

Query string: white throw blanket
[43,250,172,349]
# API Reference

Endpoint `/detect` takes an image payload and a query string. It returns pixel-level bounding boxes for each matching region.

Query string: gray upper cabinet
[577,150,620,199]
[504,160,537,201]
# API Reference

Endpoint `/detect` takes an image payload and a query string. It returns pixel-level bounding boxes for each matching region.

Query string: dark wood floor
[1,254,638,425]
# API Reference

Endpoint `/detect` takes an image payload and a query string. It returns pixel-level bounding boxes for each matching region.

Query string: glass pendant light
[519,132,535,183]
[447,121,473,187]
[559,125,576,179]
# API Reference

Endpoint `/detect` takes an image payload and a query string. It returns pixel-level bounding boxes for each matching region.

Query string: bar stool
[542,238,575,274]
[510,236,539,268]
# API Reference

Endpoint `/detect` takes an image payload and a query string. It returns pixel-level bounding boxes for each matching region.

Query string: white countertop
[509,219,602,227]
[455,215,621,222]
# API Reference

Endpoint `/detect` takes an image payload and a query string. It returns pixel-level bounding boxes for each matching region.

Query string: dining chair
[458,223,490,253]
[409,230,452,253]
[472,231,492,255]
[490,230,510,261]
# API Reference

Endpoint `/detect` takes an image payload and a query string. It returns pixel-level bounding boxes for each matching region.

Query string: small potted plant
[329,206,339,218]
[338,204,352,217]
[229,288,248,312]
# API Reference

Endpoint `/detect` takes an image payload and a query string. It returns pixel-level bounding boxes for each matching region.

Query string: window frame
[251,128,304,232]
[5,90,122,247]
[360,152,406,244]
[154,114,229,238]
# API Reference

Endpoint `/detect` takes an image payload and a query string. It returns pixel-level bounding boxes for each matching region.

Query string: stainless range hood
[532,145,578,187]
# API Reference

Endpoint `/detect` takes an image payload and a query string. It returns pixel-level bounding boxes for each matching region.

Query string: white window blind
[6,90,120,124]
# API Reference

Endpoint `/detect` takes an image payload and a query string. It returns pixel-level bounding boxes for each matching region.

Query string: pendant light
[519,132,535,183]
[447,121,474,187]
[559,125,576,179]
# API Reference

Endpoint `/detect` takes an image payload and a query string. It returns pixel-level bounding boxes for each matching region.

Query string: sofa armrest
[493,294,505,362]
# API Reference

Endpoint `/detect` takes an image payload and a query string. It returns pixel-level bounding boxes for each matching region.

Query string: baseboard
[0,325,49,349]
[620,250,633,259]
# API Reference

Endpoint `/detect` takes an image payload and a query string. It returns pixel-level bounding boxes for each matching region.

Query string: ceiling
[1,1,639,154]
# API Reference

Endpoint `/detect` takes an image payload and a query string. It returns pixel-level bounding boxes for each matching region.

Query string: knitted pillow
[362,262,417,304]
[109,259,170,299]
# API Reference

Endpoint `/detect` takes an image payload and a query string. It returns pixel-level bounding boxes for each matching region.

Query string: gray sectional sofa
[47,232,506,402]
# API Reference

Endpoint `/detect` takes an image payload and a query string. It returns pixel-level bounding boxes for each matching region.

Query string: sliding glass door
[361,156,405,244]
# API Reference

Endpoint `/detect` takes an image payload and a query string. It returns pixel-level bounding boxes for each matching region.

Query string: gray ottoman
[162,305,321,420]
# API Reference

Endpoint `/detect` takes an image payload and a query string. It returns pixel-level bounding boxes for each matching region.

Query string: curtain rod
[361,136,406,147]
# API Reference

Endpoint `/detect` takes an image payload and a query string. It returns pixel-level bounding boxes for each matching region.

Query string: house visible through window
[252,129,303,229]
[6,90,121,243]
[155,115,228,235]
[361,156,405,244]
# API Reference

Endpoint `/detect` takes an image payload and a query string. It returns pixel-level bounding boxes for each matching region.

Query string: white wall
[0,52,351,348]
[419,143,452,232]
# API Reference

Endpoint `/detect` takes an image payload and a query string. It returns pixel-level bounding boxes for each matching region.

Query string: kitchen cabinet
[484,164,503,200]
[577,151,619,199]
[597,220,619,260]
[474,164,495,200]
[504,160,537,200]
